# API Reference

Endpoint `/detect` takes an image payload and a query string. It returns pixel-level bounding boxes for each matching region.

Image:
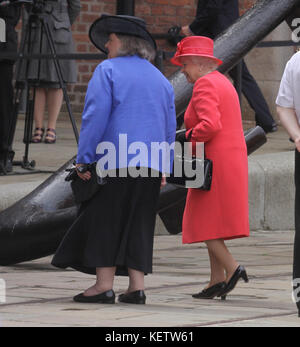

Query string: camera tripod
[8,3,79,172]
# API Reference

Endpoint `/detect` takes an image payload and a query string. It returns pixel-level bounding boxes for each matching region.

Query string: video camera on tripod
[1,0,55,12]
[3,0,79,174]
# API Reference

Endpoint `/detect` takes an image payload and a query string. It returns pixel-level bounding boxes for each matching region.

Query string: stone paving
[0,230,299,327]
[0,117,300,326]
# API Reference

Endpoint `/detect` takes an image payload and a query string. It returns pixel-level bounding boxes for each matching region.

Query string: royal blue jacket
[76,55,177,174]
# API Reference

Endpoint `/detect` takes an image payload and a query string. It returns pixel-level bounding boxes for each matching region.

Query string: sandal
[44,128,56,144]
[31,127,45,143]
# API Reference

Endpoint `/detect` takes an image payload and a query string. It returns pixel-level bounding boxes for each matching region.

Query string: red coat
[182,71,249,243]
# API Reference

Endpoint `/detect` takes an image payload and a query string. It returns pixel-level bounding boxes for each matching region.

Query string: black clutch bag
[65,163,106,204]
[166,129,213,190]
[167,157,213,190]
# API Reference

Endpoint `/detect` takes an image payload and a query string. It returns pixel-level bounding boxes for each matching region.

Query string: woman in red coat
[171,36,250,300]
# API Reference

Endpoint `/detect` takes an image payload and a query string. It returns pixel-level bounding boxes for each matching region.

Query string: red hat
[171,36,223,67]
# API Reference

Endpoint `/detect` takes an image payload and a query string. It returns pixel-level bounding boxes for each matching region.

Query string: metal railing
[0,34,298,106]
[0,38,298,65]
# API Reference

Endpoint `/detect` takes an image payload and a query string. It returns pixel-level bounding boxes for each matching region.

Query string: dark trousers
[0,61,14,162]
[294,150,300,314]
[229,60,275,132]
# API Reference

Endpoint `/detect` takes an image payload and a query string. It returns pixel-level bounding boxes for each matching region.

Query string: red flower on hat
[177,41,183,53]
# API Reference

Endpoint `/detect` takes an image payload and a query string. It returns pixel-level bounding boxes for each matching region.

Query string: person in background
[0,1,20,174]
[276,51,300,317]
[181,0,277,134]
[28,0,80,144]
[171,36,249,300]
[52,15,177,305]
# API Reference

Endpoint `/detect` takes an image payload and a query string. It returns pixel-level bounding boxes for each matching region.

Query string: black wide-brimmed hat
[89,14,157,54]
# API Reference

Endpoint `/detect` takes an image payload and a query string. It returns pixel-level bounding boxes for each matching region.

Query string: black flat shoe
[73,289,115,303]
[118,290,146,304]
[192,282,227,300]
[261,123,278,134]
[270,123,278,133]
[217,265,249,298]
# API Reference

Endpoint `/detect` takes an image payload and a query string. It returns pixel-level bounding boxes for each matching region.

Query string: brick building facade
[67,0,257,114]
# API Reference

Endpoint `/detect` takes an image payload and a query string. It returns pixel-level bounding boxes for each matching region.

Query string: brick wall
[60,1,256,113]
[239,0,256,14]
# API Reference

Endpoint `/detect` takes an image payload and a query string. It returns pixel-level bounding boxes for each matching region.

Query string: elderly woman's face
[105,33,122,58]
[180,57,212,83]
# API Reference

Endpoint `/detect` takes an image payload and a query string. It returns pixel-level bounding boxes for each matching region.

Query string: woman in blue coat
[52,15,177,305]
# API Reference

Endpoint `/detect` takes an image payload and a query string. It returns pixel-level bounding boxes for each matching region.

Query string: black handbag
[166,130,213,190]
[167,157,212,190]
[65,162,106,204]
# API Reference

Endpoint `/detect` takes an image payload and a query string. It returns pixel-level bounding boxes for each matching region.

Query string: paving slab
[0,231,299,327]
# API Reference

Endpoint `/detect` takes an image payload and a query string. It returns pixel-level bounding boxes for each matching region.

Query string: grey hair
[188,56,219,71]
[116,34,156,62]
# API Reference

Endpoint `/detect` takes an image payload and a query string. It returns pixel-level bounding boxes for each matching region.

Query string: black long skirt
[51,175,161,276]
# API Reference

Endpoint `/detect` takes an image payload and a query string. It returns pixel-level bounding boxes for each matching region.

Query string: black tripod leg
[7,86,22,161]
[0,63,14,174]
[41,19,79,144]
[21,15,40,170]
[15,14,39,170]
[5,12,32,171]
[24,85,36,166]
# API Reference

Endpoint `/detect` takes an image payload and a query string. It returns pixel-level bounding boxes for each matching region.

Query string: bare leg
[45,88,63,141]
[34,88,47,127]
[127,268,145,293]
[32,88,46,142]
[205,239,239,283]
[84,266,116,297]
[206,248,226,288]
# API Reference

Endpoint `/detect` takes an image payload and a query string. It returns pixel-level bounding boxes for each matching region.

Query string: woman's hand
[295,137,300,153]
[161,174,167,188]
[181,25,193,37]
[277,106,300,152]
[76,164,92,181]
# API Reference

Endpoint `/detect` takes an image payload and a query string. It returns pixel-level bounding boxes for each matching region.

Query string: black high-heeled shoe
[217,265,249,298]
[192,282,227,300]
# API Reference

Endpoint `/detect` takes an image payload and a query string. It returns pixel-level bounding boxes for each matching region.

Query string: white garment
[276,51,300,125]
